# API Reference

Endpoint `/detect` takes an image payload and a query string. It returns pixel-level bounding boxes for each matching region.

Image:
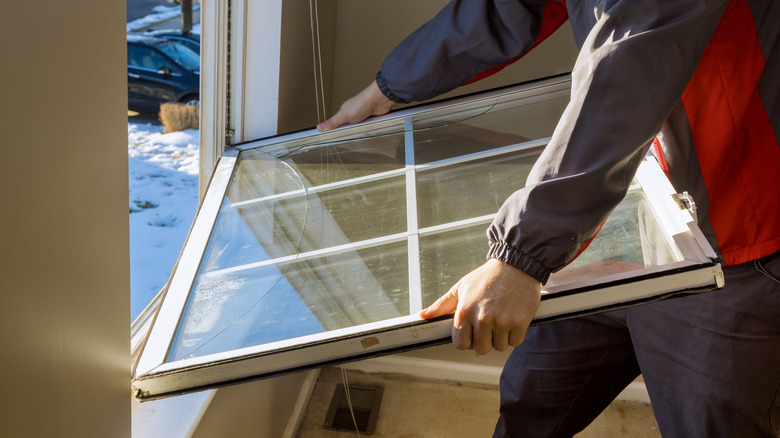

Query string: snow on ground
[127,5,181,32]
[127,4,202,32]
[129,123,200,319]
[128,5,203,320]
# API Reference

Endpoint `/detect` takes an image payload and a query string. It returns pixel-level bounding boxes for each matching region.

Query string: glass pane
[264,119,406,159]
[250,125,407,187]
[202,150,308,270]
[203,176,407,270]
[412,89,568,163]
[420,224,489,307]
[169,241,410,361]
[416,147,542,228]
[293,178,406,247]
[546,190,680,286]
[201,197,295,271]
[227,150,306,201]
[283,135,405,186]
[419,191,681,306]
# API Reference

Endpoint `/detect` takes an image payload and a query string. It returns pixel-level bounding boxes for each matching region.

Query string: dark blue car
[127,34,199,111]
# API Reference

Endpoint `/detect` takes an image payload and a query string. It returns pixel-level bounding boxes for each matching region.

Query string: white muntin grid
[196,134,552,308]
[136,98,553,377]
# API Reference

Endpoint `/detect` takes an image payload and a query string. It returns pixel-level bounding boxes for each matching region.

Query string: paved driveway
[127,0,175,22]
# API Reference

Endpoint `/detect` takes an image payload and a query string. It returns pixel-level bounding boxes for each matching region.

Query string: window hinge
[225,128,235,146]
[672,191,697,223]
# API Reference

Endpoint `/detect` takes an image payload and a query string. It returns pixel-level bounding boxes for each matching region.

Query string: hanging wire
[309,0,327,124]
[341,367,362,437]
[314,0,327,121]
[309,0,322,123]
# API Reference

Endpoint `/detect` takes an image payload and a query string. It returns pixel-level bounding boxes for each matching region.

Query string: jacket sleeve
[486,0,729,283]
[376,0,567,103]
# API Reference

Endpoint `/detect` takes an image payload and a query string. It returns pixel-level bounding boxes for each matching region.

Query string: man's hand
[419,258,542,355]
[316,81,394,132]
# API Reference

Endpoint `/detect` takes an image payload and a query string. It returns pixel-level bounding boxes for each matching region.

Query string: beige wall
[191,372,312,438]
[328,0,453,111]
[277,0,577,133]
[0,2,130,437]
[278,0,337,134]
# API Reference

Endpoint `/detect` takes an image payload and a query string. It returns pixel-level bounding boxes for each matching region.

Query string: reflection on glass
[416,148,541,228]
[276,134,405,187]
[292,178,406,248]
[266,120,406,160]
[420,224,490,307]
[412,90,568,163]
[418,191,680,307]
[546,190,678,286]
[168,264,324,361]
[169,242,410,361]
[204,177,408,271]
[201,197,285,272]
[203,150,308,271]
[227,150,306,202]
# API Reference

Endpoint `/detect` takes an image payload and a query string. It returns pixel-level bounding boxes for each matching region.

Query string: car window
[166,37,199,54]
[155,40,199,72]
[128,45,175,71]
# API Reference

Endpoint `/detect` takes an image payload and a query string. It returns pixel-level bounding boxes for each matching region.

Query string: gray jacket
[377,0,780,283]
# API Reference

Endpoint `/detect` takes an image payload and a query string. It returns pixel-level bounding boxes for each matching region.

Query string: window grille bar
[229,167,407,208]
[200,232,410,278]
[229,138,550,209]
[415,138,549,171]
[405,117,423,313]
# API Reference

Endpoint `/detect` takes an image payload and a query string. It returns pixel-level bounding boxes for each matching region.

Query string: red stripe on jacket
[681,0,780,265]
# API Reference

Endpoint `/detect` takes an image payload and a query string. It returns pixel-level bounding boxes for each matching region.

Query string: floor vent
[323,385,383,435]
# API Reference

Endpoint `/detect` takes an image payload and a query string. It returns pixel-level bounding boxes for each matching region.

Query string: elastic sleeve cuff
[487,241,552,284]
[375,72,409,104]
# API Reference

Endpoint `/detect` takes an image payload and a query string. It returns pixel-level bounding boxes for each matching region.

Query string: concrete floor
[295,367,661,438]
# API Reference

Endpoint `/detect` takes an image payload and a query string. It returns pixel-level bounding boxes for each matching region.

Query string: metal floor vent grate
[323,385,383,434]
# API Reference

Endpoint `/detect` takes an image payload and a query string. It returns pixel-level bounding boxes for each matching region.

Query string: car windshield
[168,38,199,54]
[155,40,199,72]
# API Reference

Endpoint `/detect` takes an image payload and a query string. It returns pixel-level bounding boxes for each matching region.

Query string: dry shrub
[159,102,199,132]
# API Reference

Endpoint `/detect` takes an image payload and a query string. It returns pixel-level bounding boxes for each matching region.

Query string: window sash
[133,76,722,400]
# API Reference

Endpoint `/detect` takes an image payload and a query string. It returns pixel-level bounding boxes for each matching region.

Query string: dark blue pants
[494,254,780,437]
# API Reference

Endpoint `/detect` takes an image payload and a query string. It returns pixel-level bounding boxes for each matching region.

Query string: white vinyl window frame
[133,76,723,401]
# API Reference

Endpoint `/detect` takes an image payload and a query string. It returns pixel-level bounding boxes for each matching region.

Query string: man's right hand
[419,258,542,355]
[316,81,394,132]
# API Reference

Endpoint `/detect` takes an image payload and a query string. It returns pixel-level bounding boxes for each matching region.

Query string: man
[318,0,780,436]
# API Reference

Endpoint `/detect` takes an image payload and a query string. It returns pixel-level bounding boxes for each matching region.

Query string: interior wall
[276,0,577,134]
[278,0,337,134]
[191,372,312,438]
[330,0,578,110]
[0,2,130,437]
[329,0,452,112]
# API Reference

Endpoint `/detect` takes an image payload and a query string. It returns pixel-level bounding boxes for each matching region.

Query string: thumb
[419,283,460,320]
[317,112,347,132]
